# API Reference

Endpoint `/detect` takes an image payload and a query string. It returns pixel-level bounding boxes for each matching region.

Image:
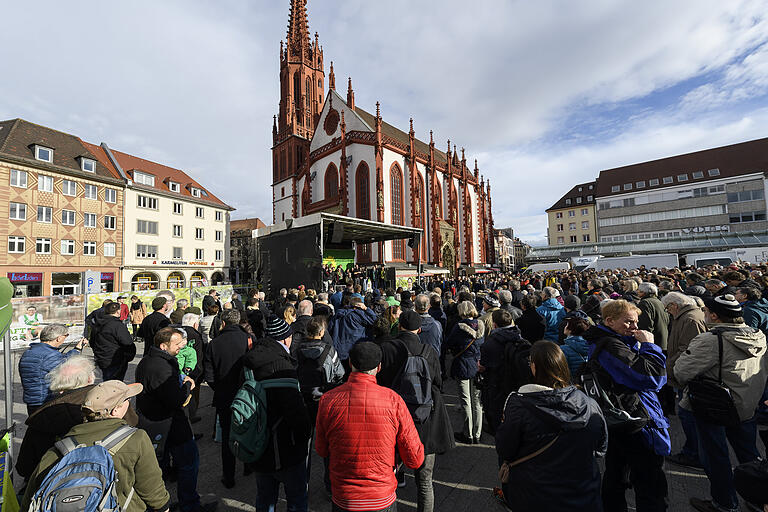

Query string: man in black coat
[241,316,311,512]
[203,309,251,488]
[135,327,214,512]
[516,295,546,342]
[289,299,315,355]
[92,302,136,381]
[138,296,171,353]
[379,310,454,512]
[245,297,266,339]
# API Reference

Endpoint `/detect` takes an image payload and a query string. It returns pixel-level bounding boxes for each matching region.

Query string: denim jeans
[676,390,699,460]
[458,379,483,441]
[101,358,129,382]
[168,439,201,512]
[414,453,436,512]
[255,460,308,512]
[696,416,760,511]
[216,406,236,482]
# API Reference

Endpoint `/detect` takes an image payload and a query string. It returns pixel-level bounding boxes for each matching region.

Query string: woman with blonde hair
[283,304,296,325]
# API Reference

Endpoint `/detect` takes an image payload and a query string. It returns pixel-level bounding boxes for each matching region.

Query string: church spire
[329,61,336,90]
[286,0,311,56]
[347,77,355,109]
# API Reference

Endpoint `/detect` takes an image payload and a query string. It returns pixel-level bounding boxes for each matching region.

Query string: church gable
[310,89,372,152]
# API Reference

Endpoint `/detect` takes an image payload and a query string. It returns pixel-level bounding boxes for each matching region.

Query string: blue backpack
[30,425,137,512]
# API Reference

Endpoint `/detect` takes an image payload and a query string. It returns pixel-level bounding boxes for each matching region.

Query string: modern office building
[546,181,597,247]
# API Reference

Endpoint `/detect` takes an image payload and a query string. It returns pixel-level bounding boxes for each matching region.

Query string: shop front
[100,272,116,292]
[7,272,43,297]
[52,272,81,296]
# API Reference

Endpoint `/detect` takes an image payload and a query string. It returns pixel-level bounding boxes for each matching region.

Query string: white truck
[524,262,571,273]
[584,253,679,271]
[684,247,768,267]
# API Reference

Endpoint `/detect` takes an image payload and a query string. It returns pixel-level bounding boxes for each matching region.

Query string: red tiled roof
[108,148,233,209]
[546,181,597,211]
[596,137,768,197]
[230,217,266,231]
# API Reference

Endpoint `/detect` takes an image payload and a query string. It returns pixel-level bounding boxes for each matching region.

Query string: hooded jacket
[418,313,443,356]
[674,323,768,421]
[91,314,136,369]
[666,304,707,388]
[743,298,768,338]
[495,385,607,512]
[480,325,530,432]
[444,319,483,380]
[296,337,345,422]
[537,298,565,341]
[328,306,378,360]
[582,325,670,456]
[561,335,589,378]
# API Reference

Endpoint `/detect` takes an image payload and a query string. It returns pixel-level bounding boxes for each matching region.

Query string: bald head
[297,299,313,317]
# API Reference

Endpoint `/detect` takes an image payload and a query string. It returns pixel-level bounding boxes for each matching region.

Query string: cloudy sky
[2,1,768,245]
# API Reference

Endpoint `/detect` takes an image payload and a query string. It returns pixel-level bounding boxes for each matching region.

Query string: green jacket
[22,418,170,512]
[177,342,198,373]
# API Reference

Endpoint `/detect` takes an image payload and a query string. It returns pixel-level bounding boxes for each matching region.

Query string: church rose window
[324,108,339,135]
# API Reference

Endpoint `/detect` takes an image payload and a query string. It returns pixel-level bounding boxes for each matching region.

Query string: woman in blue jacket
[561,315,591,379]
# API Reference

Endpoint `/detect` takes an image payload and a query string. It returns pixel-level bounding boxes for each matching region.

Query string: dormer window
[133,171,155,187]
[190,187,201,198]
[35,145,53,162]
[169,181,180,193]
[81,158,96,173]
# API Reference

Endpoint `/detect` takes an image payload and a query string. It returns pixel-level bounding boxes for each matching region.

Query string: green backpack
[229,369,300,463]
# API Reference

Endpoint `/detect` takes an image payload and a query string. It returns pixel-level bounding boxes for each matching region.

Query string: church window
[391,164,404,260]
[436,180,443,219]
[324,163,339,200]
[356,162,370,220]
[416,173,426,258]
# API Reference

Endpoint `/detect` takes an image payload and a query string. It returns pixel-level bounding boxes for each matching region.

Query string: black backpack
[501,337,533,396]
[393,341,434,423]
[297,343,334,392]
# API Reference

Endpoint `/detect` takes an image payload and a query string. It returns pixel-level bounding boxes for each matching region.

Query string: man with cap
[378,310,454,512]
[138,296,171,354]
[675,295,768,512]
[135,327,215,512]
[316,342,424,512]
[241,315,311,512]
[22,381,171,512]
[203,308,251,488]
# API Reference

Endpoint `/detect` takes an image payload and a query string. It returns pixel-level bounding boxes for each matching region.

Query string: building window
[727,189,764,202]
[663,176,673,184]
[693,171,704,179]
[195,228,204,240]
[137,220,158,235]
[215,230,222,242]
[649,178,660,186]
[169,181,180,193]
[324,163,339,200]
[173,247,183,259]
[84,213,97,228]
[83,241,96,255]
[568,210,575,217]
[582,221,589,229]
[62,180,77,196]
[84,184,98,199]
[61,239,75,255]
[62,210,76,226]
[581,208,589,215]
[9,202,26,220]
[565,199,571,205]
[173,202,183,214]
[708,168,720,176]
[623,183,632,190]
[173,225,183,237]
[583,235,591,242]
[105,188,117,203]
[81,158,95,172]
[137,195,158,209]
[281,187,285,198]
[636,181,646,188]
[556,224,563,232]
[611,185,620,193]
[215,211,223,222]
[35,146,53,162]
[8,236,25,253]
[104,215,116,229]
[587,195,593,201]
[390,164,404,260]
[730,211,767,223]
[36,238,51,254]
[136,244,158,258]
[195,207,204,218]
[104,242,116,257]
[38,175,53,192]
[576,197,582,204]
[10,169,27,188]
[37,206,52,223]
[133,171,155,186]
[570,235,577,243]
[569,222,576,230]
[215,250,223,261]
[190,187,201,197]
[677,174,688,182]
[356,162,371,220]
[557,237,564,245]
[195,248,204,261]
[555,212,563,219]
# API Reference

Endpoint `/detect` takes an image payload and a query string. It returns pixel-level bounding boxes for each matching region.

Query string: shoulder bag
[686,329,741,427]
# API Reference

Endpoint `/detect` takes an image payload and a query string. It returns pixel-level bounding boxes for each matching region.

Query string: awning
[254,212,423,244]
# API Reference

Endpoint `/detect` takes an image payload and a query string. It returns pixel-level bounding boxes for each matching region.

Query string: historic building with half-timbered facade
[272,0,495,269]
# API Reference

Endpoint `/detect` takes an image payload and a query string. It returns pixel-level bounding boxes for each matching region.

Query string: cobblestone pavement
[0,346,726,511]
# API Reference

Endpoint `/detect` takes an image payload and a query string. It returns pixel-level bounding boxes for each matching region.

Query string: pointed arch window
[324,163,339,200]
[356,162,370,220]
[416,172,426,259]
[390,163,405,260]
[436,179,444,219]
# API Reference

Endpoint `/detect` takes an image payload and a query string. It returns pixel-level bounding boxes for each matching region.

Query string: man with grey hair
[19,324,87,414]
[170,298,190,324]
[416,294,443,356]
[637,282,670,350]
[661,291,706,469]
[156,289,176,317]
[498,289,522,322]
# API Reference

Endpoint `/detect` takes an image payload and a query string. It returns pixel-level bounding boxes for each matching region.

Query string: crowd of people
[13,262,768,512]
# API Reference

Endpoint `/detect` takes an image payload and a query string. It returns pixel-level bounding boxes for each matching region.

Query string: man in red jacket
[316,342,424,512]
